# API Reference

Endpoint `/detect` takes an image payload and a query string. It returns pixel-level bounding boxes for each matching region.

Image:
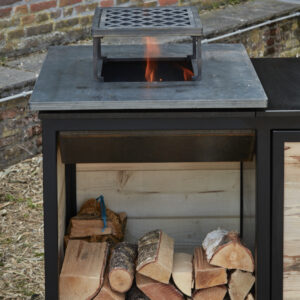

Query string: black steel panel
[65,164,77,227]
[42,121,59,300]
[252,58,300,111]
[59,130,255,163]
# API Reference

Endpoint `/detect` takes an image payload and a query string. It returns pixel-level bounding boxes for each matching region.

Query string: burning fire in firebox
[145,37,160,82]
[144,37,194,82]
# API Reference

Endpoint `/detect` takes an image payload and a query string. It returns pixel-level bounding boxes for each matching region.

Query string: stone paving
[0,52,46,98]
[0,0,299,99]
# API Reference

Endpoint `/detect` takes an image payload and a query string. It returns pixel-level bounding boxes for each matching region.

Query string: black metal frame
[41,110,300,300]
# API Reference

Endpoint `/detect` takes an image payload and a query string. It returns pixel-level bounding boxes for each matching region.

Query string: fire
[181,66,194,81]
[144,37,194,82]
[145,37,160,82]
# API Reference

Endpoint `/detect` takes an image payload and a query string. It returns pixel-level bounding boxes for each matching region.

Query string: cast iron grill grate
[92,6,202,81]
[100,7,193,29]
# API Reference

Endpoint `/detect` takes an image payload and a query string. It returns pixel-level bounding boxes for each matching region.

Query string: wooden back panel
[76,162,241,251]
[284,143,300,299]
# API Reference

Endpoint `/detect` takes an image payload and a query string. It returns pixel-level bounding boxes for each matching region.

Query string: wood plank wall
[284,143,300,300]
[76,162,241,251]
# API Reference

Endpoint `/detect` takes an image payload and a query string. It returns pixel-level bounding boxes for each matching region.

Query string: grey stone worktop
[29,43,267,110]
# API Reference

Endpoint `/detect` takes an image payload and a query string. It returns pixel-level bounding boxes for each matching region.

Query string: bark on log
[193,247,227,289]
[136,273,184,300]
[94,271,125,300]
[127,285,150,300]
[228,270,255,300]
[136,230,174,283]
[193,285,227,300]
[202,230,254,272]
[59,240,108,300]
[109,242,137,293]
[172,252,193,296]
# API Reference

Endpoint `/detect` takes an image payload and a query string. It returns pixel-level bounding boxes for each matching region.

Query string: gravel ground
[0,155,44,300]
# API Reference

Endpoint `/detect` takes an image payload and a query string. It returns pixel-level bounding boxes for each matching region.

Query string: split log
[246,293,254,300]
[70,198,127,243]
[193,247,227,289]
[172,252,193,296]
[127,285,150,300]
[70,215,114,237]
[136,229,174,283]
[193,285,227,300]
[136,273,184,300]
[94,271,125,300]
[228,270,255,300]
[202,229,254,272]
[109,242,137,293]
[69,212,127,241]
[59,240,108,300]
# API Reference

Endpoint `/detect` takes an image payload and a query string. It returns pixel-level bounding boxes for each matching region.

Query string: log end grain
[127,285,150,300]
[228,270,255,300]
[210,241,254,272]
[136,273,184,300]
[109,242,137,293]
[94,271,125,300]
[246,293,255,300]
[194,247,227,289]
[59,240,108,300]
[193,285,227,300]
[172,252,193,296]
[109,269,133,293]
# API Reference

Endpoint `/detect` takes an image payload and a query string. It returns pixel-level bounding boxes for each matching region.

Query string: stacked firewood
[59,200,255,300]
[193,229,255,300]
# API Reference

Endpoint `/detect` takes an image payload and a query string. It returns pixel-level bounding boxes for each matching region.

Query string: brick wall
[0,0,246,58]
[221,17,300,58]
[0,0,100,57]
[0,95,41,170]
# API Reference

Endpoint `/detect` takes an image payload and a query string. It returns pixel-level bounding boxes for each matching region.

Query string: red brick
[26,23,53,36]
[100,0,113,7]
[1,109,18,119]
[59,0,81,7]
[26,127,33,138]
[33,125,42,135]
[21,14,35,25]
[30,0,56,13]
[63,7,73,16]
[50,9,61,19]
[36,136,43,147]
[75,3,97,13]
[0,0,20,6]
[15,4,28,15]
[7,28,25,39]
[158,0,177,5]
[0,7,12,18]
[267,38,274,47]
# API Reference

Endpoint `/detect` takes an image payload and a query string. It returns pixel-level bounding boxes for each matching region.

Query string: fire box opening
[101,59,194,82]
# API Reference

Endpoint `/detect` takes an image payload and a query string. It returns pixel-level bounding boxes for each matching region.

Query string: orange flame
[181,66,194,81]
[145,37,160,82]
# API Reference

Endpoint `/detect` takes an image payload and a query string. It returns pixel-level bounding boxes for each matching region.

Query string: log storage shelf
[30,11,300,299]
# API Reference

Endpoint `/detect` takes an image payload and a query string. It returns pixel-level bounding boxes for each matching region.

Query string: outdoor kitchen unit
[29,5,300,300]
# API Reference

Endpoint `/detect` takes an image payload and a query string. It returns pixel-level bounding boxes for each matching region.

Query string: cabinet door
[273,132,300,300]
